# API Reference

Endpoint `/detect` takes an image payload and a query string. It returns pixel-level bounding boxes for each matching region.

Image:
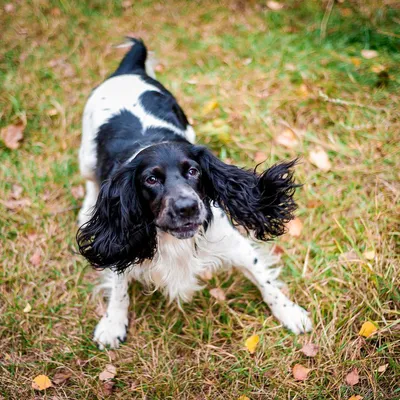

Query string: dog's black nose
[174,198,199,218]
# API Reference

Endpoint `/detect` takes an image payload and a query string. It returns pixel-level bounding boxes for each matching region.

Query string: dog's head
[77,142,299,272]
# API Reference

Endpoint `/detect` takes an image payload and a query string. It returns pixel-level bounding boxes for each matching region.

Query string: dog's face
[136,144,208,239]
[77,142,298,272]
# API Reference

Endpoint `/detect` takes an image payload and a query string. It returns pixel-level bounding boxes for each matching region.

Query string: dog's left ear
[192,147,299,240]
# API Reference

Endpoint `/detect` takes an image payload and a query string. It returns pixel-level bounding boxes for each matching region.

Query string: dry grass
[0,0,399,399]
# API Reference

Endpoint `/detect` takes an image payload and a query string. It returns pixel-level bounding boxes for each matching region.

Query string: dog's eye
[146,176,158,185]
[188,167,199,177]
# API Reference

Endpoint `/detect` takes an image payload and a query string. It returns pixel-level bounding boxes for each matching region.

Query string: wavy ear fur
[193,147,299,240]
[77,165,156,272]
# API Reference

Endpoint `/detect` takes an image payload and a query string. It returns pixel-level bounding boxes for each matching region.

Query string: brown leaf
[99,364,117,381]
[155,63,165,73]
[102,381,115,396]
[1,123,24,149]
[292,364,310,381]
[377,364,388,373]
[30,250,41,266]
[50,7,61,16]
[210,288,226,301]
[272,245,284,255]
[267,1,283,10]
[11,184,23,199]
[4,3,15,13]
[361,50,378,59]
[300,343,319,357]
[339,249,359,262]
[52,369,72,385]
[254,151,267,164]
[287,218,303,237]
[1,198,31,210]
[309,148,331,171]
[199,270,213,281]
[275,128,298,148]
[71,185,85,199]
[345,368,359,386]
[76,358,89,367]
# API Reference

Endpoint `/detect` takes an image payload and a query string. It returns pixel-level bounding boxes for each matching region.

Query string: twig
[320,0,334,40]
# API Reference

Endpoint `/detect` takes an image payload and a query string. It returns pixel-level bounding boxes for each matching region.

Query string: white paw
[272,302,313,335]
[93,312,128,350]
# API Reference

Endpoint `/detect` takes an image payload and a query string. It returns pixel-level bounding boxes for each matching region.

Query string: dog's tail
[112,37,156,79]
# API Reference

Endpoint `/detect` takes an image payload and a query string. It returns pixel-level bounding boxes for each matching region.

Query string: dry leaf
[52,370,72,385]
[272,245,284,255]
[50,7,61,16]
[201,100,219,115]
[292,364,310,381]
[300,343,319,357]
[371,64,386,74]
[199,270,213,280]
[275,128,298,148]
[99,364,117,381]
[309,148,331,171]
[361,50,378,59]
[23,303,32,313]
[1,123,24,150]
[363,250,375,260]
[377,364,388,373]
[210,288,226,301]
[4,3,15,13]
[254,151,267,163]
[359,321,377,338]
[339,249,359,262]
[30,250,41,266]
[245,334,259,354]
[155,63,165,73]
[350,57,361,67]
[1,198,31,210]
[32,375,52,391]
[11,184,23,199]
[238,396,250,400]
[76,358,89,367]
[287,218,303,237]
[71,185,85,199]
[103,381,115,395]
[348,396,363,400]
[267,1,283,10]
[345,368,359,386]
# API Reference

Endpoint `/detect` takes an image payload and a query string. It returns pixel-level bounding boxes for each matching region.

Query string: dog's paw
[272,302,312,335]
[93,312,128,350]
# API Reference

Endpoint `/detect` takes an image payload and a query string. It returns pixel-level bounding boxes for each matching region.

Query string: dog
[77,38,312,349]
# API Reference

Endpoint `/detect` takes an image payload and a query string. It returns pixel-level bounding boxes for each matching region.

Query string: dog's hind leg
[93,271,130,350]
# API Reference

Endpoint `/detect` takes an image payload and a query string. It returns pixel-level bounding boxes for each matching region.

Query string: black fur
[191,147,299,240]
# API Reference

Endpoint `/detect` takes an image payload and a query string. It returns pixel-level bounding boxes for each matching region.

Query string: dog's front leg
[94,271,130,350]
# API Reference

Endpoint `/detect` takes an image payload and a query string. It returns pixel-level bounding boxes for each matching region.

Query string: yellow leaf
[350,57,361,67]
[348,396,363,400]
[32,374,52,391]
[23,303,32,313]
[287,218,303,237]
[238,396,251,400]
[363,250,375,260]
[245,334,259,354]
[275,128,298,149]
[309,147,331,171]
[201,100,218,115]
[359,321,378,337]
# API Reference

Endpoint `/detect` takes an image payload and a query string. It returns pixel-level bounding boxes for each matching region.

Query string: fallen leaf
[50,7,61,16]
[210,288,226,301]
[339,249,359,262]
[30,250,41,266]
[1,123,24,149]
[348,396,363,400]
[155,63,165,73]
[103,381,115,395]
[361,50,378,59]
[359,321,378,338]
[363,250,375,260]
[23,303,32,313]
[307,199,322,209]
[254,151,267,163]
[300,343,319,357]
[199,270,213,280]
[238,396,250,400]
[292,364,310,381]
[377,364,388,373]
[371,64,386,74]
[107,351,117,362]
[11,184,23,199]
[345,368,359,386]
[52,370,72,385]
[267,1,283,10]
[272,245,284,255]
[201,100,219,115]
[309,148,331,171]
[287,218,303,237]
[76,358,89,367]
[275,128,298,148]
[0,198,31,210]
[32,375,52,391]
[245,334,259,354]
[350,57,362,67]
[121,0,132,9]
[99,364,117,381]
[4,3,15,13]
[71,185,85,199]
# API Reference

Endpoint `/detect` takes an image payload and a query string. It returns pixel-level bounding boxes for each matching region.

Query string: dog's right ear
[76,166,157,272]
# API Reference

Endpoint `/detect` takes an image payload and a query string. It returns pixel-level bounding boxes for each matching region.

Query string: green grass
[1,0,399,398]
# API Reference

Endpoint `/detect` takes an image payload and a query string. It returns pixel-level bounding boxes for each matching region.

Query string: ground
[0,1,399,399]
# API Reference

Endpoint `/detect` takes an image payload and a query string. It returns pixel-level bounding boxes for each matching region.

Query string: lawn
[0,0,399,399]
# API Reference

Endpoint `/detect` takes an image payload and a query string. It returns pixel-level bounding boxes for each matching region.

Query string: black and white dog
[77,38,312,349]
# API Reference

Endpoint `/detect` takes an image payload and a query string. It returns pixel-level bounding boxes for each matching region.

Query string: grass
[0,0,399,398]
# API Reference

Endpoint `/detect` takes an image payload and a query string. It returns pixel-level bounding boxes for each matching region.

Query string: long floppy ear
[76,166,157,272]
[193,147,299,240]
